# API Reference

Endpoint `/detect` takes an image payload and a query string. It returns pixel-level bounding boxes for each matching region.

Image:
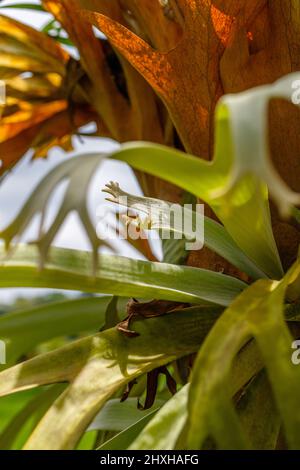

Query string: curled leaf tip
[102,181,129,203]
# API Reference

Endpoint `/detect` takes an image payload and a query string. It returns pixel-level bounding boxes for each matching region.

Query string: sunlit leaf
[187,258,300,449]
[0,153,110,269]
[0,13,68,75]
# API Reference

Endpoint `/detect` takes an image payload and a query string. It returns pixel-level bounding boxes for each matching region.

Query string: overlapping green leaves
[0,245,246,306]
[102,182,266,280]
[0,305,220,449]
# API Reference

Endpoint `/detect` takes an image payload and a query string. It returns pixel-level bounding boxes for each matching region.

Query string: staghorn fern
[1,73,300,449]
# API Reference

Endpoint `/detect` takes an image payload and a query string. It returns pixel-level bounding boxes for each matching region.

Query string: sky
[0,1,161,302]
